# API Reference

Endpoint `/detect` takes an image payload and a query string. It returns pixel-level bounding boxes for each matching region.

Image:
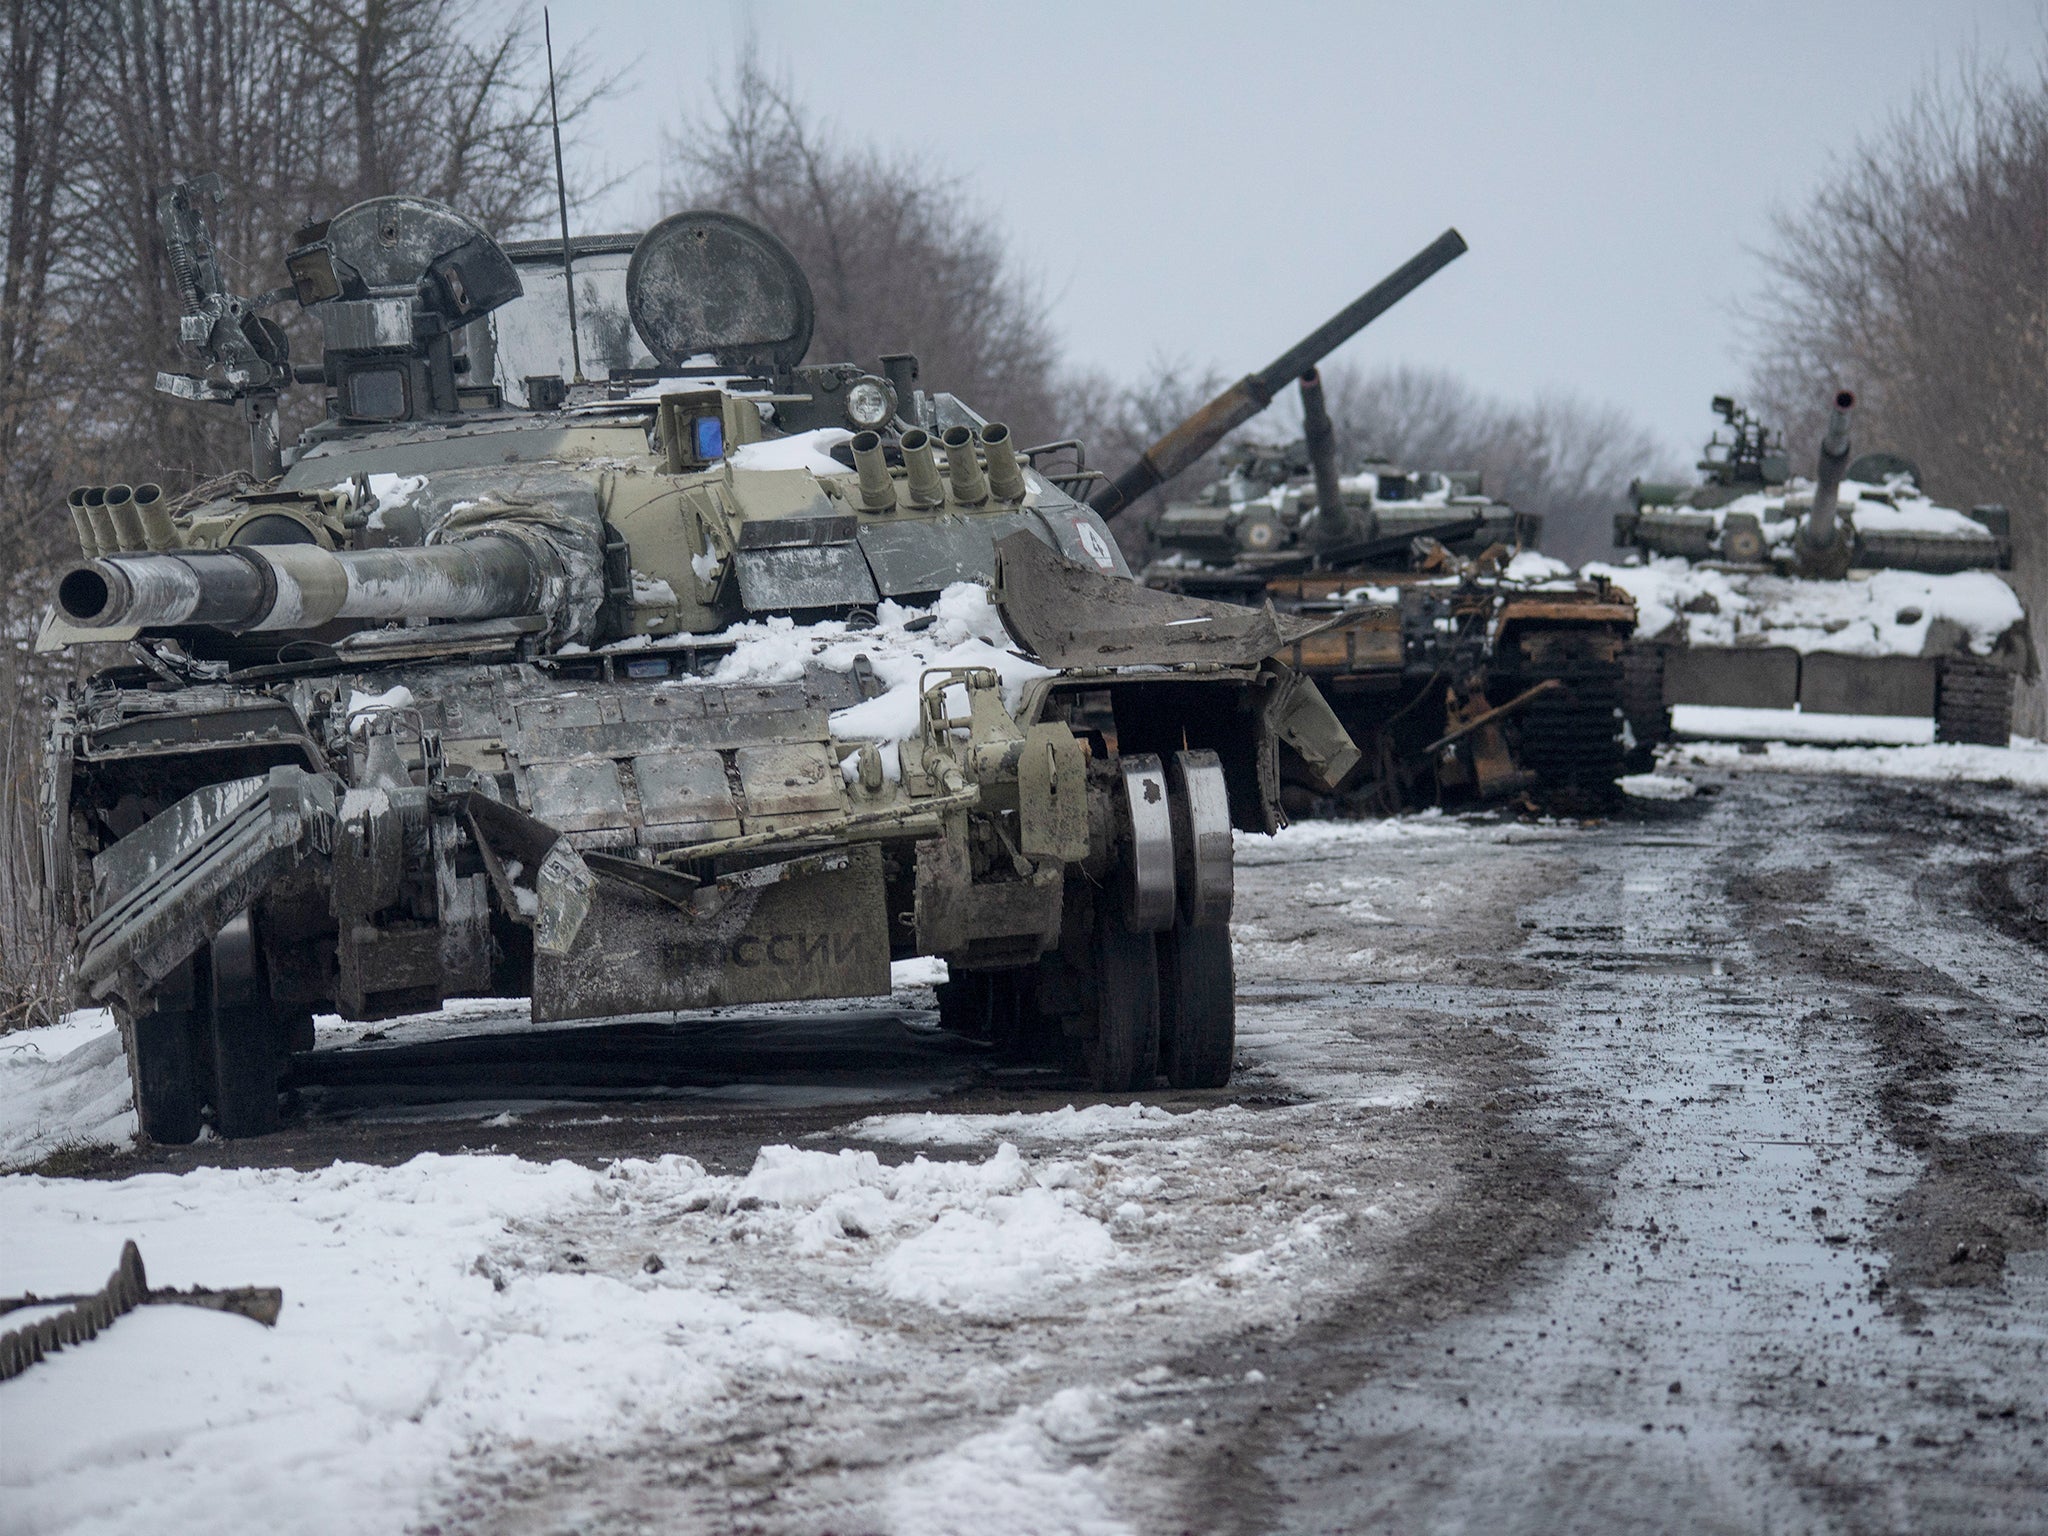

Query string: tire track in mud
[1146,1033,1601,1536]
[1181,775,2047,1536]
[1719,781,2048,1529]
[1734,862,2047,1322]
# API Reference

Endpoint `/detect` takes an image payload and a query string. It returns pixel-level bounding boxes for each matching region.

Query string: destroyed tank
[1601,394,2034,748]
[38,180,1362,1142]
[1139,366,1637,812]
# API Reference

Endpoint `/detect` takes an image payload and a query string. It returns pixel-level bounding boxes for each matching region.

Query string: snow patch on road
[1238,808,1472,866]
[1620,772,1697,801]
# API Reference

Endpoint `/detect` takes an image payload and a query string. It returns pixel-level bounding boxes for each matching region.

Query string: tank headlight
[844,377,897,430]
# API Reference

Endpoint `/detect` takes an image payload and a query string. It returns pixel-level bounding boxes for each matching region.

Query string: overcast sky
[551,0,2044,462]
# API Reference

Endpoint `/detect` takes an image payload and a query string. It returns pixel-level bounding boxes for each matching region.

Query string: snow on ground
[0,903,1443,1532]
[1584,557,2023,658]
[0,1111,1389,1533]
[1665,737,2048,788]
[0,1010,133,1170]
[0,1140,1129,1531]
[0,803,1529,1531]
[0,1153,861,1535]
[884,1387,1131,1536]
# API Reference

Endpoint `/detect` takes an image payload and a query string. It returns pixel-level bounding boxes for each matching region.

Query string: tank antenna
[544,7,584,385]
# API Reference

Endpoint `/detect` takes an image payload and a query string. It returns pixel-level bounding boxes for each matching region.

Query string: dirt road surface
[4,766,2043,1535]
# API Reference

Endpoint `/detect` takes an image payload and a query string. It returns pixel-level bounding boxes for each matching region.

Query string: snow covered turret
[1617,394,2011,577]
[1596,395,2033,751]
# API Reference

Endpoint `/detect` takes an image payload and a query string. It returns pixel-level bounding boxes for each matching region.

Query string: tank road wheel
[1088,901,1160,1093]
[1514,631,1626,810]
[1620,644,1671,772]
[1158,750,1236,1089]
[1935,658,2014,746]
[1158,923,1234,1089]
[126,961,205,1145]
[205,912,284,1138]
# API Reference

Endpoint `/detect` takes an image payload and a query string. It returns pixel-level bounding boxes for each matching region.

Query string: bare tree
[0,0,602,1024]
[1746,47,2048,732]
[1,0,93,563]
[662,45,1063,444]
[1057,360,1228,559]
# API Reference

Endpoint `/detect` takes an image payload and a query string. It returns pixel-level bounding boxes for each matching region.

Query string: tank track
[1935,658,2014,746]
[1620,644,1671,770]
[1510,640,1626,809]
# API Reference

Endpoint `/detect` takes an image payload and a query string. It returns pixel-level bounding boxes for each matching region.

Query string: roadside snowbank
[1667,738,2048,788]
[1671,704,1932,745]
[0,1138,1130,1531]
[0,1011,133,1170]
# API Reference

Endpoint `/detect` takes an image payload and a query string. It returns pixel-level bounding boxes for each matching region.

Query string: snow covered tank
[1602,394,2033,748]
[1142,369,1638,811]
[38,181,1362,1142]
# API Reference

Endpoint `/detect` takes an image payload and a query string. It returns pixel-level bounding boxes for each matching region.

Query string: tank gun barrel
[1298,369,1352,553]
[56,536,546,634]
[1090,228,1467,516]
[1803,390,1856,549]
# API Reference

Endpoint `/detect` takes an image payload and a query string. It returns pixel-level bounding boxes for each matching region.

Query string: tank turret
[1601,394,2033,755]
[1128,276,1633,815]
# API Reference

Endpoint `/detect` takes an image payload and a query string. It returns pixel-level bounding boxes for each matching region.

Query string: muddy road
[10,766,2045,1535]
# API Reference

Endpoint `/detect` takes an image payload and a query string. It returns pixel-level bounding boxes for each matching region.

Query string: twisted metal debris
[0,1240,282,1381]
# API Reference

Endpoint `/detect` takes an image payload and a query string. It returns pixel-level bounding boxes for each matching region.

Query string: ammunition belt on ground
[0,1240,281,1381]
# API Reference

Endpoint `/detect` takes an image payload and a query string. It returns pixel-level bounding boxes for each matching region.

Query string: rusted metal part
[1090,228,1467,515]
[1421,677,1562,757]
[992,531,1339,668]
[1494,598,1638,627]
[0,1241,281,1383]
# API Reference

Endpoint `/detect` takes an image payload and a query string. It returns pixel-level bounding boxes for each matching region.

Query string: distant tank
[1603,394,2033,748]
[1142,368,1638,812]
[38,179,1364,1141]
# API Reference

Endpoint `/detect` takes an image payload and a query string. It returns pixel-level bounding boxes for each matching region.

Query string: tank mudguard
[74,767,339,1012]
